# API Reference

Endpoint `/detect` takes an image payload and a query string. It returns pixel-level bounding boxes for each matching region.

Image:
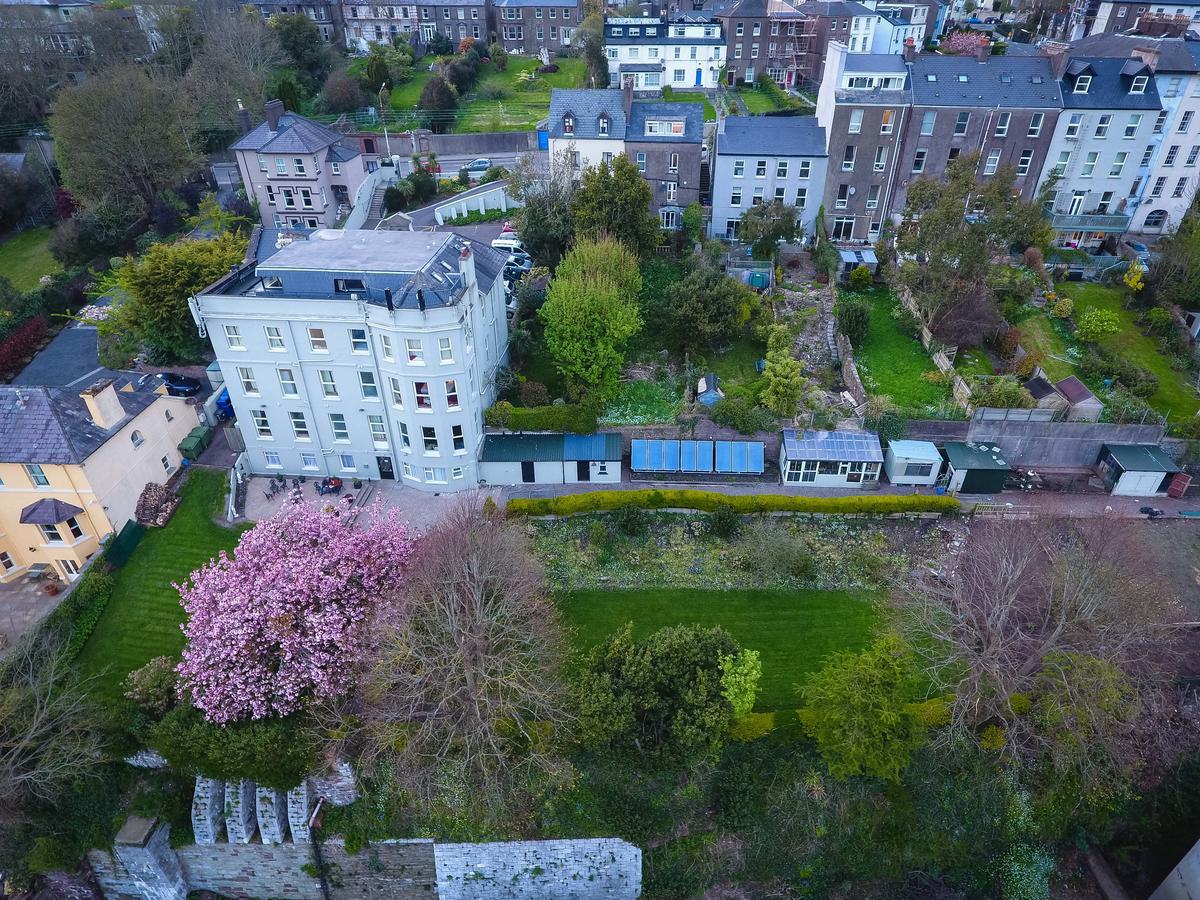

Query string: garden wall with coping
[88,818,641,900]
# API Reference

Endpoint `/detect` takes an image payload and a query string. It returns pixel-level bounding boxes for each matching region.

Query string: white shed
[780,429,883,488]
[1097,443,1180,497]
[478,432,623,485]
[883,440,942,486]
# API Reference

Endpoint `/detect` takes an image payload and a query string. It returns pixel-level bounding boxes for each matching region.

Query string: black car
[160,372,203,397]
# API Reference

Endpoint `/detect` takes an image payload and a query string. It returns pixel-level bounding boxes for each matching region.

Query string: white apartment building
[1038,55,1164,251]
[342,2,418,50]
[193,230,509,491]
[603,14,726,90]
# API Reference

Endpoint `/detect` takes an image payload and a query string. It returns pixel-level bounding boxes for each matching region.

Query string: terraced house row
[711,32,1200,249]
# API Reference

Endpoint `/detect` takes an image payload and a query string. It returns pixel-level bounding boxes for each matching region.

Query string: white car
[506,253,532,272]
[491,233,526,253]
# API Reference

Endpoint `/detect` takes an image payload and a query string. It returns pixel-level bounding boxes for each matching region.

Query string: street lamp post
[379,83,391,160]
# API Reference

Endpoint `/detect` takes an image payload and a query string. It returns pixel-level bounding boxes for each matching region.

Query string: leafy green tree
[320,69,366,114]
[275,77,302,111]
[835,293,871,346]
[738,201,799,260]
[571,155,662,257]
[539,237,642,401]
[1076,308,1120,342]
[664,262,755,353]
[507,149,576,267]
[488,42,508,70]
[269,13,331,91]
[681,201,705,245]
[418,75,457,132]
[51,64,198,214]
[847,264,873,291]
[578,12,610,87]
[761,325,805,418]
[802,632,925,782]
[720,649,762,717]
[578,623,742,760]
[116,232,247,362]
[365,52,390,93]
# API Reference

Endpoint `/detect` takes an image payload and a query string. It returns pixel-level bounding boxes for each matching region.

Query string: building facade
[342,1,418,50]
[710,114,830,239]
[0,379,198,584]
[1037,54,1163,251]
[231,101,370,231]
[548,85,704,227]
[247,0,342,41]
[413,0,489,46]
[194,230,509,491]
[603,13,726,90]
[493,0,581,56]
[1066,0,1200,39]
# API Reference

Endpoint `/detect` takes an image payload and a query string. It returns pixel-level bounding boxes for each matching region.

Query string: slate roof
[717,115,828,156]
[707,0,770,18]
[1070,33,1200,72]
[626,101,704,143]
[1055,375,1098,403]
[1060,56,1162,110]
[910,54,1062,107]
[230,112,351,155]
[0,378,163,466]
[19,498,84,525]
[1101,443,1180,473]
[793,0,874,16]
[1023,375,1059,400]
[781,429,884,462]
[846,53,910,73]
[549,89,626,139]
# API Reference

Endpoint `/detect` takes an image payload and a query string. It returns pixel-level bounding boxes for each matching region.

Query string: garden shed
[1096,443,1180,497]
[479,432,622,485]
[838,248,878,280]
[779,429,882,488]
[1054,376,1103,422]
[942,441,1009,495]
[883,440,943,486]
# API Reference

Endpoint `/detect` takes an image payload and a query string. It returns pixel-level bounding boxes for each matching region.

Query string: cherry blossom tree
[176,498,417,723]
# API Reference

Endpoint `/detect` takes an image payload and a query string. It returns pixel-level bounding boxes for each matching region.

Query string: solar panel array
[631,440,765,474]
[781,429,883,463]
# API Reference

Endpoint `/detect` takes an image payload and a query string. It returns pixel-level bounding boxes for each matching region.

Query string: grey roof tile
[1059,56,1161,109]
[548,89,627,139]
[1069,32,1200,72]
[717,115,828,156]
[911,54,1063,107]
[626,100,704,143]
[230,112,351,154]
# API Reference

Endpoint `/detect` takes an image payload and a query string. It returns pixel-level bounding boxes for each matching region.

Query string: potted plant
[353,478,363,490]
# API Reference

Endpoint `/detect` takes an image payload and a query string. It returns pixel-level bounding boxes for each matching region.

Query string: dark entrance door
[377,456,395,479]
[521,460,535,483]
[576,460,591,482]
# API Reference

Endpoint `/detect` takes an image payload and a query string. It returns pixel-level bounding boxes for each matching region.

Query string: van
[491,233,526,253]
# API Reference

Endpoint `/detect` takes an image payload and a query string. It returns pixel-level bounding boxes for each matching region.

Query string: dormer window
[563,113,575,134]
[598,114,610,136]
[1131,74,1149,93]
[1074,74,1092,93]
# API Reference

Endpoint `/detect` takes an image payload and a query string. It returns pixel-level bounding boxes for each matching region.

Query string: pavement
[11,323,119,389]
[0,575,65,651]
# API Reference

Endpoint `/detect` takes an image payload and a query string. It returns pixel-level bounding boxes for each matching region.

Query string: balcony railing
[1049,211,1131,232]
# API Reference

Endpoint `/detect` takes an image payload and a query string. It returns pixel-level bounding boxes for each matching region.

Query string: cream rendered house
[0,377,199,583]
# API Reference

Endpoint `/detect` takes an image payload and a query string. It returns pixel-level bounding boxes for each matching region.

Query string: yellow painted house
[0,377,199,583]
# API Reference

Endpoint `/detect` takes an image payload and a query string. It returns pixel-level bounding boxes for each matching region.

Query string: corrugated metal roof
[781,429,883,462]
[887,440,941,461]
[481,432,621,462]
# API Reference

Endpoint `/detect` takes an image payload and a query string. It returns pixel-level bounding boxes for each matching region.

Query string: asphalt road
[391,150,543,177]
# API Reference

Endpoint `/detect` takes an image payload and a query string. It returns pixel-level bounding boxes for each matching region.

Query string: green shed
[942,441,1009,495]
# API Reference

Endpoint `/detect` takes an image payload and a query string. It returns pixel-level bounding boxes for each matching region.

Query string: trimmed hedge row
[507,490,961,517]
[484,401,599,434]
[40,567,115,663]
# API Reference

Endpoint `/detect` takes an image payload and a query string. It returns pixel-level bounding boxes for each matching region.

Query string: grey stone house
[710,115,829,239]
[890,47,1063,214]
[493,0,582,56]
[413,0,488,47]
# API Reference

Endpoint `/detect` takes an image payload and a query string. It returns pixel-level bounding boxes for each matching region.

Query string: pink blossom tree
[940,31,986,54]
[176,498,417,723]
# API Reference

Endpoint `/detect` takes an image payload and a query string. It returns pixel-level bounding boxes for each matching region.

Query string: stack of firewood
[135,482,180,527]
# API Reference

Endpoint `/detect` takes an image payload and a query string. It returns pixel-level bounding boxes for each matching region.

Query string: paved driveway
[12,324,118,388]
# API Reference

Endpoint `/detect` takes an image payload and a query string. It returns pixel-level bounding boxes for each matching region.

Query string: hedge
[484,401,599,434]
[442,207,508,226]
[506,490,961,518]
[39,567,115,664]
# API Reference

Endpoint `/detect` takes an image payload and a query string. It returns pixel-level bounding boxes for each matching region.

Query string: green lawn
[561,588,879,711]
[661,87,717,122]
[737,85,782,114]
[850,289,948,413]
[0,227,62,291]
[454,56,586,133]
[1069,283,1200,420]
[705,334,765,390]
[76,470,251,699]
[390,60,437,109]
[955,349,994,377]
[1016,312,1074,381]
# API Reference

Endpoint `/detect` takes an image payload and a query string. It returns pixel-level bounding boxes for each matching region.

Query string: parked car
[506,253,532,272]
[159,372,203,397]
[1122,239,1152,266]
[492,233,526,253]
[504,265,526,282]
[463,158,492,178]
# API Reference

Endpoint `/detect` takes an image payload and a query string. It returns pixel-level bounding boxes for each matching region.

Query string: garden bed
[600,377,684,425]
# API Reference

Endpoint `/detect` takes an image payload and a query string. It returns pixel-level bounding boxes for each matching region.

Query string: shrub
[484,401,599,433]
[711,395,775,435]
[146,704,318,790]
[1079,346,1158,397]
[736,522,813,579]
[519,380,551,407]
[905,695,953,727]
[707,503,741,539]
[834,293,871,346]
[124,656,179,717]
[614,503,649,536]
[507,490,961,517]
[1014,349,1045,378]
[979,724,1006,751]
[847,264,873,292]
[442,207,508,225]
[995,326,1021,359]
[0,315,48,378]
[1146,306,1175,338]
[1076,308,1121,342]
[1049,296,1073,319]
[480,165,508,184]
[729,712,777,742]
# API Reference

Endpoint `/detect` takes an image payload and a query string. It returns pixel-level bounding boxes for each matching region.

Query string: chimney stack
[903,36,916,62]
[264,99,285,132]
[236,98,252,135]
[458,242,476,291]
[976,37,990,62]
[80,379,126,431]
[622,74,634,115]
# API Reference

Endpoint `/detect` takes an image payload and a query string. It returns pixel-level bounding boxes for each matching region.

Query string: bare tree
[0,632,107,826]
[356,496,571,810]
[505,148,578,267]
[893,518,1180,781]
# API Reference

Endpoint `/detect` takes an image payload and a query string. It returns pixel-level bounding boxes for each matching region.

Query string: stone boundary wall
[835,334,867,405]
[88,820,642,900]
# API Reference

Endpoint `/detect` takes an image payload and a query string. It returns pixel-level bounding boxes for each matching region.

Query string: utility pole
[380,83,391,160]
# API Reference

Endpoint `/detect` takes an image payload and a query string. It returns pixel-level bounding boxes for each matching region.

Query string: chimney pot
[976,37,990,62]
[265,99,285,132]
[236,98,252,135]
[80,379,127,430]
[903,36,916,62]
